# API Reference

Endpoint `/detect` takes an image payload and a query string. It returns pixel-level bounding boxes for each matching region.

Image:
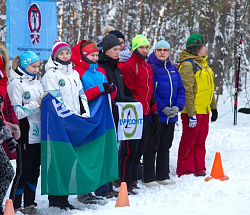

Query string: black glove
[211,109,218,122]
[151,111,160,132]
[103,83,116,94]
[2,126,17,153]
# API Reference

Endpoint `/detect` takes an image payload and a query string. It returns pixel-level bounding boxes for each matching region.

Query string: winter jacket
[71,41,116,112]
[178,49,217,116]
[121,52,157,115]
[7,63,44,144]
[2,93,19,159]
[42,56,90,117]
[98,53,131,127]
[147,52,186,123]
[0,45,8,99]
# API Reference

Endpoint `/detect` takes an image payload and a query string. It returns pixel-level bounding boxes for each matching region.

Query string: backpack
[178,59,202,74]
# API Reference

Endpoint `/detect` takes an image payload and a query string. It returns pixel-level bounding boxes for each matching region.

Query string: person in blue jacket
[143,40,186,187]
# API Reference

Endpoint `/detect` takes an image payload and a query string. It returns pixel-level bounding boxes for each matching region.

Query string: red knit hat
[81,43,98,56]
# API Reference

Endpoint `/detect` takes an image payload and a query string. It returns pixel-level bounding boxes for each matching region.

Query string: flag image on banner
[6,0,58,60]
[41,94,118,195]
[116,102,143,140]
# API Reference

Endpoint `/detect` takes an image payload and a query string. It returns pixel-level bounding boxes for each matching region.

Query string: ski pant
[176,113,209,177]
[143,122,175,183]
[120,115,150,188]
[0,144,14,212]
[9,142,40,209]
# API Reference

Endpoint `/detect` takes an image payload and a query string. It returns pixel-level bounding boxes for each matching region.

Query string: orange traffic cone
[205,152,229,181]
[3,199,15,215]
[115,182,130,207]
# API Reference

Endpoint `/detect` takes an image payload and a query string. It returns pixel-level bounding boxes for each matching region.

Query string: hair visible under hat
[102,34,121,52]
[52,40,71,60]
[19,51,39,68]
[186,34,206,55]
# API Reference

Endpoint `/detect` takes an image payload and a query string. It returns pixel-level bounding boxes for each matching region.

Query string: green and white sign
[116,102,143,140]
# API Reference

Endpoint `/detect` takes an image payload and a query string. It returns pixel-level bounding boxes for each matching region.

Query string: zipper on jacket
[164,60,173,124]
[142,62,150,114]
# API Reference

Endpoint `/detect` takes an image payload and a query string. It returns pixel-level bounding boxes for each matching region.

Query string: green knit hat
[132,34,150,51]
[186,34,206,55]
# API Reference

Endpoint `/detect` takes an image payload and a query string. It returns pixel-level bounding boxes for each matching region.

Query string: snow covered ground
[5,90,250,215]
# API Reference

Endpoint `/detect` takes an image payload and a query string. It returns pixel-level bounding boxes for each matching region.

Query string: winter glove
[7,122,21,140]
[211,109,218,122]
[188,115,197,128]
[162,107,172,116]
[151,111,160,132]
[2,125,17,152]
[169,106,179,118]
[103,83,116,94]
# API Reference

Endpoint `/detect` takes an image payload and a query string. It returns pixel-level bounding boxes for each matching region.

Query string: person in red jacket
[0,43,15,215]
[2,93,20,160]
[120,34,160,193]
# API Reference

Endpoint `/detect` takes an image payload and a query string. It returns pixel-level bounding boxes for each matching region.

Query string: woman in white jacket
[8,51,45,214]
[42,40,89,118]
[41,40,90,210]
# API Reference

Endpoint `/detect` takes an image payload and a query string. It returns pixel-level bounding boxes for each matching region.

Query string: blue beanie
[154,40,170,51]
[19,51,39,68]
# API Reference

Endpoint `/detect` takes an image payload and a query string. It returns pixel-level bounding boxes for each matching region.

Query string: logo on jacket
[27,2,42,45]
[59,79,65,87]
[23,91,31,100]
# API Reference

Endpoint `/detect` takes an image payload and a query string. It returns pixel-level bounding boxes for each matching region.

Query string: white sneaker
[142,181,160,187]
[157,179,176,185]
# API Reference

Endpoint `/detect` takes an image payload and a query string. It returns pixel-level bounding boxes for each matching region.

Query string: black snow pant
[120,115,150,188]
[143,122,175,183]
[9,142,40,209]
[0,144,14,212]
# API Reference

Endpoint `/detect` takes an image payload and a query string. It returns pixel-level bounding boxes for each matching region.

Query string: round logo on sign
[121,104,138,138]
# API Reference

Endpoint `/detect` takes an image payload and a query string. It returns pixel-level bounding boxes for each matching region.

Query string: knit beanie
[154,40,170,51]
[132,34,150,51]
[102,26,115,36]
[19,51,39,68]
[52,40,71,60]
[81,43,99,56]
[186,34,206,55]
[102,34,121,52]
[109,30,125,42]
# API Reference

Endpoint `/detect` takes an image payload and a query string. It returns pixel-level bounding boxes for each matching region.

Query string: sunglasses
[156,48,169,52]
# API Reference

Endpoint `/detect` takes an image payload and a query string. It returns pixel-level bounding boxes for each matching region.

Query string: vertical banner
[116,102,143,140]
[6,0,58,60]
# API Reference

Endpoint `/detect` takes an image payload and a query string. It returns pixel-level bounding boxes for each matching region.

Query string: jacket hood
[8,66,35,83]
[45,56,73,74]
[0,43,9,76]
[179,49,205,64]
[71,40,91,69]
[148,52,171,68]
[119,46,131,63]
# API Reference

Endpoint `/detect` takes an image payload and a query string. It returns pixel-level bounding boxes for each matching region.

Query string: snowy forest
[0,0,249,101]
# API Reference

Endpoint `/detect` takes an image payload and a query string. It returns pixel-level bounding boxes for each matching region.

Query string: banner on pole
[116,102,143,140]
[6,0,58,60]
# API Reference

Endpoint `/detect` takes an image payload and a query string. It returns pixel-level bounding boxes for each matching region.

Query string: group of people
[0,27,218,214]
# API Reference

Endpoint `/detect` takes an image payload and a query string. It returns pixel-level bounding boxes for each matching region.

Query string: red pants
[177,113,209,177]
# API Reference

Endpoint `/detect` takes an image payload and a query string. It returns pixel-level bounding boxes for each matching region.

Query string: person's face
[137,45,149,57]
[105,45,121,59]
[25,61,40,74]
[155,47,169,61]
[118,38,125,49]
[86,52,99,63]
[197,45,207,57]
[57,50,71,62]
